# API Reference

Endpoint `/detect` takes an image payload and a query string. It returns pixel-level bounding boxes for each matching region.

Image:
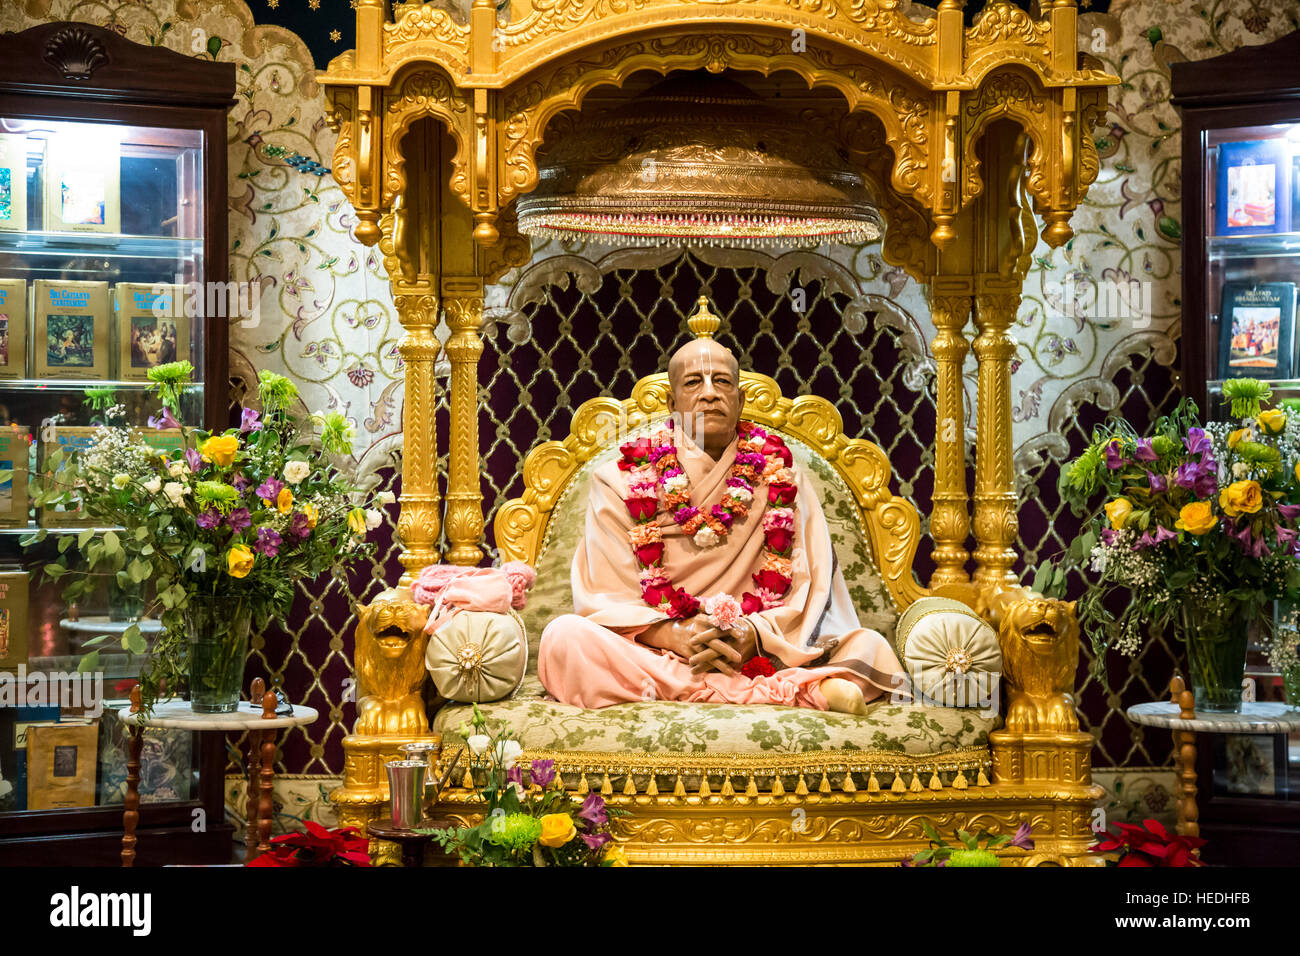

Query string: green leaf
[78,528,94,549]
[103,529,121,554]
[1031,561,1051,594]
[920,819,945,845]
[123,626,146,655]
[78,651,100,673]
[57,535,73,554]
[206,35,223,58]
[80,634,111,648]
[957,829,978,850]
[43,563,66,578]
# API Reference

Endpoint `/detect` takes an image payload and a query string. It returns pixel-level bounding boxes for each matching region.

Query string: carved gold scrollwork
[383,69,473,211]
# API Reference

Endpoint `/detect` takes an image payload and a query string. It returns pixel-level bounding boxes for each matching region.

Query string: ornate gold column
[394,289,442,580]
[442,276,486,566]
[971,286,1020,591]
[927,288,972,587]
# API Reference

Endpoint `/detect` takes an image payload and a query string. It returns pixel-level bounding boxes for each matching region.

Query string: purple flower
[232,474,250,494]
[1009,822,1035,851]
[577,792,608,829]
[1174,460,1216,498]
[1279,503,1300,520]
[648,445,677,463]
[710,504,734,528]
[1147,471,1168,492]
[673,506,699,524]
[255,478,284,502]
[1136,531,1155,549]
[529,759,555,789]
[226,507,252,532]
[1184,427,1212,456]
[1134,438,1158,462]
[735,451,767,470]
[148,407,181,430]
[505,765,523,786]
[581,832,611,851]
[1104,439,1126,470]
[254,527,281,557]
[196,509,220,530]
[185,448,202,473]
[288,511,311,541]
[726,476,753,490]
[1152,525,1175,545]
[239,407,263,433]
[1277,526,1298,550]
[1099,527,1117,545]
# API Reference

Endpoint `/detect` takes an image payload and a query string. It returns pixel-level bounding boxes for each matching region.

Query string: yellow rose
[200,435,240,468]
[602,845,629,867]
[1258,409,1287,434]
[538,813,576,848]
[1103,497,1133,530]
[302,502,319,529]
[1176,501,1217,535]
[347,507,367,535]
[1228,427,1251,449]
[226,544,255,578]
[276,486,294,515]
[1220,479,1263,517]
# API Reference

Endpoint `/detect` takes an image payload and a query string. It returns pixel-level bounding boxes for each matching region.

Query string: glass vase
[108,578,145,623]
[185,594,253,714]
[1177,599,1250,714]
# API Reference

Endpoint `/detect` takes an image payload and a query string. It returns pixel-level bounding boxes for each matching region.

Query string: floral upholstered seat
[435,435,1001,764]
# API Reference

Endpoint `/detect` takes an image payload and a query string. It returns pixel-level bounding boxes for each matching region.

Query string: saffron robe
[537,427,907,710]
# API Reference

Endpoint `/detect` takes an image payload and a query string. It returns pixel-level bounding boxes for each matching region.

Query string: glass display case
[0,22,234,864]
[1173,29,1300,866]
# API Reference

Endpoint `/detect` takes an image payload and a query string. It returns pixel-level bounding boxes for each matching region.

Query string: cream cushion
[894,597,1001,707]
[424,609,529,703]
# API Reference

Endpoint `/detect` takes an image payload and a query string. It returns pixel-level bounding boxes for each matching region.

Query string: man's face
[667,341,743,456]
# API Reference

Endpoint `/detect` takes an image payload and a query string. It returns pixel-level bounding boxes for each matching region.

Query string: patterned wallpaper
[4,0,1298,833]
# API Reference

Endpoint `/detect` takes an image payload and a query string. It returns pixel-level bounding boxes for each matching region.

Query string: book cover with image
[0,133,28,233]
[42,133,120,234]
[32,279,109,379]
[0,425,31,527]
[0,278,27,378]
[1217,281,1298,380]
[1215,139,1291,237]
[0,569,28,670]
[113,283,188,381]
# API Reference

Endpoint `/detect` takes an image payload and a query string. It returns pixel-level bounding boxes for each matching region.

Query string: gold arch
[495,371,928,611]
[381,64,474,210]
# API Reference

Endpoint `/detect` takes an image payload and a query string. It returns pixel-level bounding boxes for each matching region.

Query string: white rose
[143,477,162,494]
[111,473,131,489]
[693,526,720,549]
[163,481,187,506]
[168,460,188,478]
[283,460,311,485]
[495,739,523,769]
[467,733,490,756]
[365,508,383,531]
[376,491,396,506]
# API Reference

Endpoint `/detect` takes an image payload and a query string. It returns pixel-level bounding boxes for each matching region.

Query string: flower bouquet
[1090,818,1205,867]
[425,704,626,867]
[905,819,1035,867]
[24,362,385,714]
[246,821,371,867]
[1044,380,1300,712]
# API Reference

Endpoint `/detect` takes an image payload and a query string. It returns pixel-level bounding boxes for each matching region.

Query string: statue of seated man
[538,337,907,715]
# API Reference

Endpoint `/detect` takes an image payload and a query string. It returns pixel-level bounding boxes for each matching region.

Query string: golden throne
[320,0,1116,864]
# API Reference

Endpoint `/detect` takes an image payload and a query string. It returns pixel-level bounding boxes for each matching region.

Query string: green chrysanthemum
[1222,378,1272,420]
[486,812,542,852]
[316,410,355,457]
[195,480,240,513]
[83,387,118,411]
[258,370,299,413]
[147,361,195,414]
[1235,440,1282,475]
[1065,441,1106,494]
[947,848,1001,867]
[1151,434,1178,457]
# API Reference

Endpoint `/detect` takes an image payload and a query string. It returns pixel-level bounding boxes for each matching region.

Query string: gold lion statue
[982,587,1080,734]
[353,587,431,736]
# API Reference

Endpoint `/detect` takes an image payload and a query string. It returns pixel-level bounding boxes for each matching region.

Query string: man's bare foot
[820,677,867,716]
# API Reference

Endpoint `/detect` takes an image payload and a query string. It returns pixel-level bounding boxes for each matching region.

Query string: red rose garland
[620,421,797,619]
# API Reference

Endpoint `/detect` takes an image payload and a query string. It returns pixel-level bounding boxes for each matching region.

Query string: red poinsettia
[768,482,797,506]
[1091,818,1205,867]
[246,821,371,867]
[741,656,776,679]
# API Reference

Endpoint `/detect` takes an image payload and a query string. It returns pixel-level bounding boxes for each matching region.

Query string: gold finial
[686,296,721,339]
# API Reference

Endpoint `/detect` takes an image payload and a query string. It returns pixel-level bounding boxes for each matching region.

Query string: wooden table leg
[121,719,143,867]
[1170,676,1200,841]
[245,677,265,862]
[256,683,278,856]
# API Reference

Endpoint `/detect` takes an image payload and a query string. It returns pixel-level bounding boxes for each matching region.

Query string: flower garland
[619,420,797,619]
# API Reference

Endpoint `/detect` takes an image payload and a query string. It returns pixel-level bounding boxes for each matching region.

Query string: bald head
[666,339,743,461]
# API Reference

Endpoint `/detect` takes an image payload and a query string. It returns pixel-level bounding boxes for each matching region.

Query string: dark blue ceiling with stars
[250,0,1115,70]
